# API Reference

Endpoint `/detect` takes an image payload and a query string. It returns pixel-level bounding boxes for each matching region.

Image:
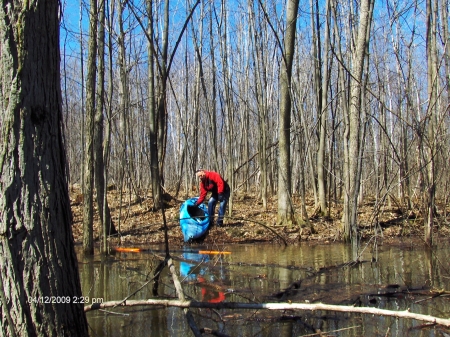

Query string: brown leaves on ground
[70,186,450,247]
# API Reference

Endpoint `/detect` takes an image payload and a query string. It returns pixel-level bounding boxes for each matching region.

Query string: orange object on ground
[113,247,142,253]
[113,247,231,255]
[198,250,231,255]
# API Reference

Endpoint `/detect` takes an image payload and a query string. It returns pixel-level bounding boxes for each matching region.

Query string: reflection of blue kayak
[180,198,210,242]
[180,252,210,280]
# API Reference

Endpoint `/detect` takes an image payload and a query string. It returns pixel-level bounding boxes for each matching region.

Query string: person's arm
[196,183,207,205]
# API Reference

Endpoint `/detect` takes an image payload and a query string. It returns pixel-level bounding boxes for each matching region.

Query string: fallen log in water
[84,298,450,327]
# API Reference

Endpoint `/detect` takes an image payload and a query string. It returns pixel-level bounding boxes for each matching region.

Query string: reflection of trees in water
[81,242,450,336]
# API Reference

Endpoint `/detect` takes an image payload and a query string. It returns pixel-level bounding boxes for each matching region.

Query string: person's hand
[218,193,224,202]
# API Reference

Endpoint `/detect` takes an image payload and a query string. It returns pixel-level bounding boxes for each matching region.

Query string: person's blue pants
[208,190,230,226]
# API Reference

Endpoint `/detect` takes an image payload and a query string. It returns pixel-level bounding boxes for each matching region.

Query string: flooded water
[77,239,450,336]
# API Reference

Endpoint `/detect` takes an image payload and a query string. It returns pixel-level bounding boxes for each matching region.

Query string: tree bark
[0,1,88,335]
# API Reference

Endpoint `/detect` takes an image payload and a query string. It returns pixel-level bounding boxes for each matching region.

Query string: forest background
[60,0,450,252]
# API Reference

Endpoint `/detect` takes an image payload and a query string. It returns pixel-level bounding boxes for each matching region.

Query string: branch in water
[84,299,450,327]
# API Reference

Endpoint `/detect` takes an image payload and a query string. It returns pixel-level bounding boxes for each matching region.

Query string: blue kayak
[180,198,210,241]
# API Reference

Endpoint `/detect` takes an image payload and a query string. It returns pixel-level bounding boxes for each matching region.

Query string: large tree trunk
[277,0,299,226]
[0,1,88,335]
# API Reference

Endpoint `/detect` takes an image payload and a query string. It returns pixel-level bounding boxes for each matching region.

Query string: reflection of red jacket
[198,276,226,303]
[197,171,226,204]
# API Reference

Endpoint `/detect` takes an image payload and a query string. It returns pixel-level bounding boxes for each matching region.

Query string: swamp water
[77,239,450,336]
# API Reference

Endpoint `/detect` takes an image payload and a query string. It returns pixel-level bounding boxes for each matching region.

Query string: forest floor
[70,186,450,248]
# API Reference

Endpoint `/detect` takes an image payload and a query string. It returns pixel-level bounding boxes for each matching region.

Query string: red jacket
[197,171,226,204]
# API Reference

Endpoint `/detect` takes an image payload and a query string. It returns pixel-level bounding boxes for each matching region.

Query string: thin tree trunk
[157,0,170,186]
[105,0,116,233]
[147,0,161,209]
[79,0,85,196]
[217,0,235,216]
[83,0,98,254]
[95,0,117,254]
[314,0,331,216]
[424,0,438,244]
[342,0,374,242]
[249,0,268,209]
[441,0,450,105]
[190,3,203,174]
[208,0,219,172]
[117,0,128,227]
[277,0,299,226]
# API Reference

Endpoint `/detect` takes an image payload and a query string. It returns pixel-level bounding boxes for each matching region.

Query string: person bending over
[195,169,230,226]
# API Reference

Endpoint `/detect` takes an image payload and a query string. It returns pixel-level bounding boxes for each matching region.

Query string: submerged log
[84,299,450,327]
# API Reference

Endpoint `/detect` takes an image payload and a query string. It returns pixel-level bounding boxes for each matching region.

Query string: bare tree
[95,0,117,253]
[0,0,88,334]
[216,0,236,215]
[312,0,331,216]
[424,0,438,244]
[143,0,200,208]
[342,0,374,242]
[83,0,99,254]
[249,0,269,208]
[278,0,299,226]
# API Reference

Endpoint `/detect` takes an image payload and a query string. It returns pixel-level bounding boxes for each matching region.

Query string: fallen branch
[167,258,202,337]
[84,299,450,327]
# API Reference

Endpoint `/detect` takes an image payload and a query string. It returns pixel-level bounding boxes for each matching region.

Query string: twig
[112,271,160,308]
[227,216,288,246]
[300,325,360,336]
[99,309,130,316]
